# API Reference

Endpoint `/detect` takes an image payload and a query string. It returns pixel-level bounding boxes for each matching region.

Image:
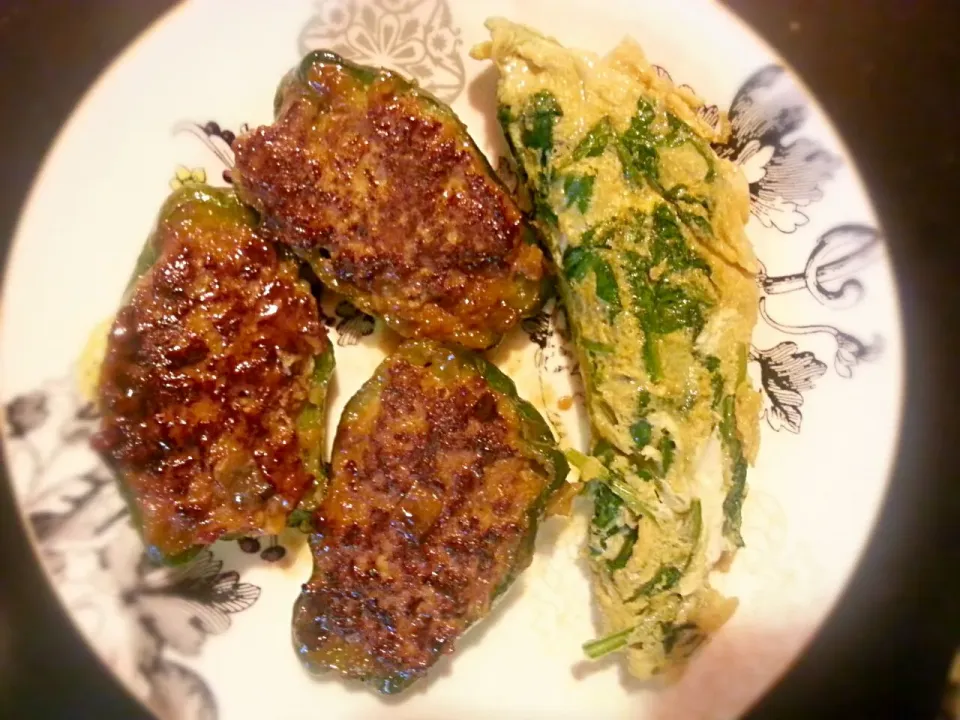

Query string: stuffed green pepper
[94,183,334,563]
[232,51,547,350]
[293,339,568,693]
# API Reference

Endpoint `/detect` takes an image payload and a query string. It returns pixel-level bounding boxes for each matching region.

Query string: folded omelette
[474,19,761,679]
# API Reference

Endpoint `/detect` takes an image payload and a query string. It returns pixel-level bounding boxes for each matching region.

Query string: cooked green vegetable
[572,117,615,161]
[476,19,761,679]
[564,173,596,213]
[93,184,334,564]
[521,90,564,161]
[720,394,749,547]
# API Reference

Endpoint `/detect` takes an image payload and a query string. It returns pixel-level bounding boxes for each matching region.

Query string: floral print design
[5,390,47,438]
[4,378,262,720]
[761,224,882,309]
[755,222,885,401]
[653,65,723,134]
[332,299,376,346]
[173,120,242,185]
[521,310,551,350]
[237,534,288,563]
[750,343,828,433]
[521,299,581,380]
[759,299,883,380]
[299,0,466,102]
[521,66,882,433]
[129,550,260,656]
[713,65,841,233]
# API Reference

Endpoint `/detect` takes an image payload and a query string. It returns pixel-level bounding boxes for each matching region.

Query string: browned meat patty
[232,51,546,350]
[93,184,334,563]
[292,339,568,692]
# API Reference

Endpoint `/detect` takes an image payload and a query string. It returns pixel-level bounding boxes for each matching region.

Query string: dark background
[0,1,957,718]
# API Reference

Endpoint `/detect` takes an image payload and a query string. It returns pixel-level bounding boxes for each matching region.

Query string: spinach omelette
[474,19,762,679]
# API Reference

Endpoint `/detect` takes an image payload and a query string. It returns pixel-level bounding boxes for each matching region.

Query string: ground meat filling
[94,204,328,558]
[294,349,550,690]
[232,59,544,348]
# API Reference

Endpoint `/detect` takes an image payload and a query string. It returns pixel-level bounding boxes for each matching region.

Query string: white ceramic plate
[0,1,903,718]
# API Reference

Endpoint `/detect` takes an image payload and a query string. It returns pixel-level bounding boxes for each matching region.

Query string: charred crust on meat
[94,184,332,561]
[292,339,568,693]
[233,52,547,350]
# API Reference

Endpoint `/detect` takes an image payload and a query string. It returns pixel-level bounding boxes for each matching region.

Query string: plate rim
[0,1,909,718]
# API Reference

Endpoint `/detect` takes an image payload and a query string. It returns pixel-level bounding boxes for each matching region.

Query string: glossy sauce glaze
[232,52,545,349]
[93,186,331,560]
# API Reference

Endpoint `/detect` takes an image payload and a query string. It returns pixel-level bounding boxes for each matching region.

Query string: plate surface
[0,1,903,718]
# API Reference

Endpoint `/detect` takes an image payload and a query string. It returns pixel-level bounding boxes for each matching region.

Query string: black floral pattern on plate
[761,224,882,309]
[751,342,828,434]
[5,391,48,438]
[333,300,376,346]
[521,300,581,379]
[128,550,260,655]
[236,534,287,563]
[521,310,551,350]
[713,65,841,234]
[173,120,245,184]
[124,546,259,720]
[4,379,263,720]
[759,298,883,380]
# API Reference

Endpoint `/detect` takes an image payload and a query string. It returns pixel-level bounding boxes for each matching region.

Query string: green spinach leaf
[635,98,656,127]
[592,257,621,312]
[616,99,662,187]
[607,526,639,571]
[521,91,563,164]
[650,283,706,335]
[562,246,621,313]
[534,195,559,227]
[663,184,709,210]
[617,132,659,186]
[582,338,614,355]
[592,439,616,463]
[711,371,725,408]
[637,390,651,412]
[719,395,747,547]
[532,169,559,226]
[642,328,662,383]
[664,113,717,182]
[582,624,636,660]
[563,246,593,281]
[563,173,596,213]
[572,117,614,161]
[628,565,682,601]
[659,432,676,473]
[592,481,623,530]
[652,204,711,275]
[630,418,652,448]
[680,210,713,238]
